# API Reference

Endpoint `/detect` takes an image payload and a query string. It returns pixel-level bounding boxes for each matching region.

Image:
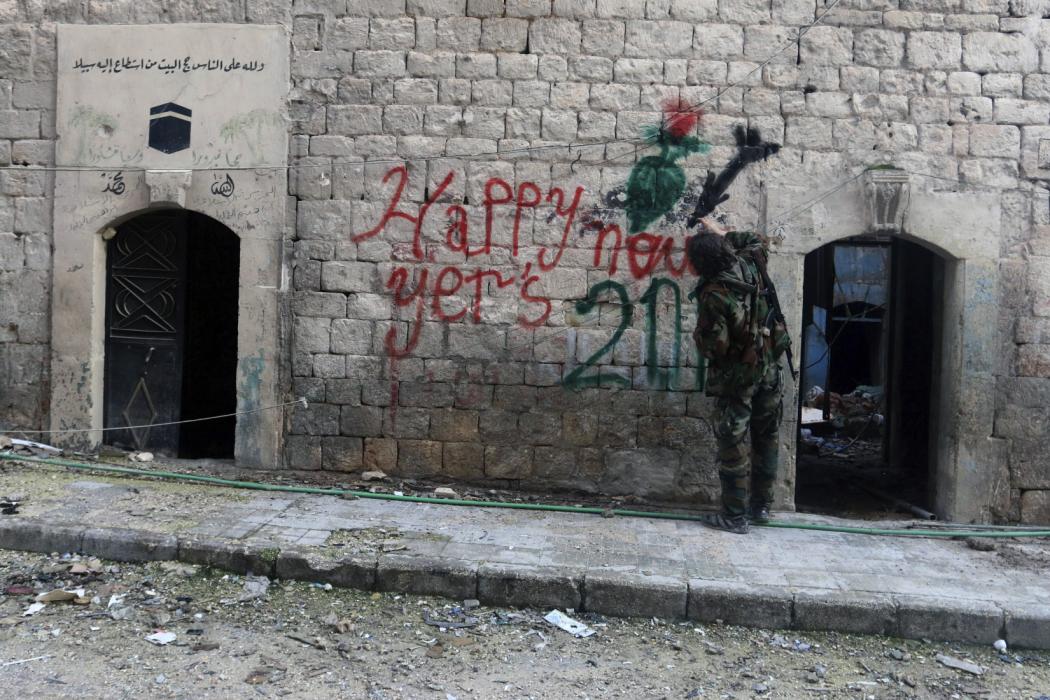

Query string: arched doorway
[795,234,945,519]
[102,210,240,458]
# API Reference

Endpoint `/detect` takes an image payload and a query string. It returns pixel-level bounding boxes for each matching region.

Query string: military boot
[699,512,750,535]
[749,502,772,524]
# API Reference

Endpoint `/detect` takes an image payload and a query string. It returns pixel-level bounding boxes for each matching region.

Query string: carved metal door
[103,211,188,454]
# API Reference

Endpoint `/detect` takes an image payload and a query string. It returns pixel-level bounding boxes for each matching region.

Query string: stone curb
[584,571,687,620]
[376,553,476,599]
[477,562,583,610]
[895,595,1005,645]
[277,547,378,591]
[1004,605,1050,649]
[688,578,794,629]
[0,518,1045,648]
[178,535,280,577]
[794,590,899,637]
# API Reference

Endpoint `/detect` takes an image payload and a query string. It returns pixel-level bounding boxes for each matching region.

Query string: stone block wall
[1,0,1049,519]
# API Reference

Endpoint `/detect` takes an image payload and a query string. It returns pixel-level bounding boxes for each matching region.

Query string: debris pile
[800,385,885,456]
[0,548,1047,696]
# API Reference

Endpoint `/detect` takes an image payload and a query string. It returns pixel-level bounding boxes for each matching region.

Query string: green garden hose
[3,452,1049,539]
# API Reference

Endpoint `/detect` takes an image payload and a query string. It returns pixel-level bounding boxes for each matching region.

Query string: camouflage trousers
[711,363,783,517]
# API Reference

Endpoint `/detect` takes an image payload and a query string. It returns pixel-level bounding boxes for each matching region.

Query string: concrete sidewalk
[1,466,1048,648]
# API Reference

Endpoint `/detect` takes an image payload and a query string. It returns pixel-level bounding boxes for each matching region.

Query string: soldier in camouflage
[688,217,791,535]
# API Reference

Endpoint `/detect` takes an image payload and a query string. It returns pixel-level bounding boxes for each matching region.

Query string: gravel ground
[0,550,1048,699]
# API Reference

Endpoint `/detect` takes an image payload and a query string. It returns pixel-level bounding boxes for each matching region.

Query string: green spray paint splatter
[624,104,710,234]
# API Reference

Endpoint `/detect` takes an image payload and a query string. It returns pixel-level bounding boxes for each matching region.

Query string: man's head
[688,230,736,279]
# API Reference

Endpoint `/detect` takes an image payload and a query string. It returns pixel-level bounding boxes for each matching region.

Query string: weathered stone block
[82,528,178,563]
[625,20,693,58]
[397,439,443,476]
[528,18,581,55]
[554,0,598,17]
[794,590,898,636]
[377,554,478,598]
[584,571,688,619]
[983,72,1022,98]
[354,50,408,78]
[506,0,550,16]
[13,197,48,234]
[854,29,905,68]
[442,441,485,479]
[531,446,575,481]
[341,405,384,437]
[603,448,679,497]
[286,435,323,470]
[692,23,743,61]
[297,202,354,241]
[963,32,1038,73]
[896,596,1004,644]
[0,26,31,78]
[478,562,582,609]
[322,436,364,471]
[969,124,1020,158]
[688,579,793,629]
[0,518,82,555]
[741,25,794,66]
[484,445,534,478]
[786,116,833,148]
[1020,489,1050,523]
[430,408,480,441]
[481,18,528,51]
[996,99,1050,126]
[364,437,398,471]
[294,316,331,355]
[800,26,853,66]
[582,19,626,57]
[907,31,961,70]
[277,548,378,590]
[1005,605,1050,649]
[948,70,981,95]
[291,402,341,436]
[320,261,376,293]
[330,319,374,355]
[596,0,645,18]
[178,537,279,577]
[328,104,383,135]
[368,18,416,51]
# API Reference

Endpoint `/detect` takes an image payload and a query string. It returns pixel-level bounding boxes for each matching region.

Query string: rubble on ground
[0,549,1046,697]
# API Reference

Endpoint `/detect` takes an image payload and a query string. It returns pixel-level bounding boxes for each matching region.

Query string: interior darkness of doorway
[795,237,939,520]
[178,213,239,459]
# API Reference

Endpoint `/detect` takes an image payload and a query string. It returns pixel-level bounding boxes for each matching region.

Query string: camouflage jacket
[693,231,790,397]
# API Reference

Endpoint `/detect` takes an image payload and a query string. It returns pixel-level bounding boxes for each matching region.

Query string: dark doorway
[103,211,239,458]
[795,236,941,520]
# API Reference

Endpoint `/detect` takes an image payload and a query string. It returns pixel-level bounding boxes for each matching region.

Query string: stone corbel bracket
[145,169,193,208]
[864,167,911,234]
[860,168,911,235]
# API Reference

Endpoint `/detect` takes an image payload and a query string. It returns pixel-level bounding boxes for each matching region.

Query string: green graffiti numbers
[562,280,633,390]
[562,279,708,392]
[640,278,682,390]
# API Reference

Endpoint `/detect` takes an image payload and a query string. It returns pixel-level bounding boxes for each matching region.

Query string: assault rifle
[753,253,799,382]
[687,125,797,380]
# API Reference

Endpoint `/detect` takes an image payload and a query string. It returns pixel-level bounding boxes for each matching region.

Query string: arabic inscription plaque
[57,24,288,169]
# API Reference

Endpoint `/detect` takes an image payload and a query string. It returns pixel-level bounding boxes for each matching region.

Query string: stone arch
[765,173,1005,522]
[49,168,287,468]
[101,209,240,458]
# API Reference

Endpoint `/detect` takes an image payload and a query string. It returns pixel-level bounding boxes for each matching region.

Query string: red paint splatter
[662,98,701,140]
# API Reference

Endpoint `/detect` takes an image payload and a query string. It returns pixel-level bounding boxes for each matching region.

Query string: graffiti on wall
[350,101,779,391]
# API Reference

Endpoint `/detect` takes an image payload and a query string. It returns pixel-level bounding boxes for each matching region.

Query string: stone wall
[0,0,1049,521]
